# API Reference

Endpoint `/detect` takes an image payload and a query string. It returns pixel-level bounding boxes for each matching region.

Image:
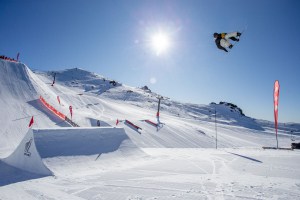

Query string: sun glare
[151,32,170,55]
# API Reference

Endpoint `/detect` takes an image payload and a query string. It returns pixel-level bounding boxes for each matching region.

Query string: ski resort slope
[0,59,300,199]
[0,60,72,157]
[1,148,300,199]
[32,66,299,149]
[1,60,299,156]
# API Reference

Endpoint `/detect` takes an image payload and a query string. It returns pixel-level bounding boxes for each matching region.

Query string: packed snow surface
[0,60,300,199]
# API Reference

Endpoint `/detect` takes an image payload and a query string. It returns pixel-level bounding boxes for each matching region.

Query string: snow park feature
[2,127,134,177]
[3,129,52,176]
[144,119,158,127]
[124,119,142,133]
[40,95,80,127]
[39,96,66,120]
[1,59,300,199]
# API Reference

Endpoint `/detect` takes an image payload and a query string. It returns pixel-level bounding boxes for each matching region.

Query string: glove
[229,45,233,49]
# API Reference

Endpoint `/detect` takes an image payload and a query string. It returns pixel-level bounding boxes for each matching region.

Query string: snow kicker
[2,127,133,175]
[2,129,52,176]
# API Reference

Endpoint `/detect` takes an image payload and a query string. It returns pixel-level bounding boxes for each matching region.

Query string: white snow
[0,59,300,199]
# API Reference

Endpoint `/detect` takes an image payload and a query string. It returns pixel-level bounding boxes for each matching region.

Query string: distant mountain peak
[210,101,245,116]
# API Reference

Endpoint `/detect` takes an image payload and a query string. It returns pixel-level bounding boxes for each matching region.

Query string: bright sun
[151,32,170,55]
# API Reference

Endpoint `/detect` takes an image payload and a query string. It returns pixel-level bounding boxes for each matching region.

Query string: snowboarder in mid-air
[213,32,242,52]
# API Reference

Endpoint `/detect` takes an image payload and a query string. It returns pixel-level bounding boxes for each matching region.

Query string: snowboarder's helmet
[213,33,218,38]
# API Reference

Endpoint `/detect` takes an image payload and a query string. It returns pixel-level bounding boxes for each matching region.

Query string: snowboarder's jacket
[214,33,228,52]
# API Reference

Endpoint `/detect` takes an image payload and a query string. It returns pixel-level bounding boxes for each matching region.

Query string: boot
[229,44,233,49]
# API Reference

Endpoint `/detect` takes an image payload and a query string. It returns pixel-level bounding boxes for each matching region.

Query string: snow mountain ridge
[36,66,300,132]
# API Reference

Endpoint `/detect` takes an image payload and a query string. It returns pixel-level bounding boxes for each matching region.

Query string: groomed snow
[0,60,300,199]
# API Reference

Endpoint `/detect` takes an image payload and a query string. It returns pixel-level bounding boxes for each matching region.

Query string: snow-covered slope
[1,60,300,199]
[0,60,71,155]
[1,60,300,155]
[33,66,300,148]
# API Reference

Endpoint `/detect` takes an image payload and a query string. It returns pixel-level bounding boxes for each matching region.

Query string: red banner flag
[116,119,119,126]
[274,80,280,148]
[57,96,61,105]
[29,116,34,128]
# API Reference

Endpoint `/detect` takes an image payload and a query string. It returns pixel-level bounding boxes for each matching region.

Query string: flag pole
[215,106,218,149]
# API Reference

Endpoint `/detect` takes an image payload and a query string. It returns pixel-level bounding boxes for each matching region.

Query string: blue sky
[1,0,300,123]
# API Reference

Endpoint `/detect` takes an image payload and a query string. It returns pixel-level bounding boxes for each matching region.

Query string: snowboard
[228,29,246,52]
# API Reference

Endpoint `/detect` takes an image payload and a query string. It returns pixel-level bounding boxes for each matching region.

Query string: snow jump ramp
[3,127,137,176]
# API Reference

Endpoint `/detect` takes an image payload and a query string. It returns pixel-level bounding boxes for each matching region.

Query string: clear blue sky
[1,0,300,123]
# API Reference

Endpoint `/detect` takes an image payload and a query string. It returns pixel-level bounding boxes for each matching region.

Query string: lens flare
[151,32,170,55]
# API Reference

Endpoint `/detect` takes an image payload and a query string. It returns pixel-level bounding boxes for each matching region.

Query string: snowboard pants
[220,32,239,48]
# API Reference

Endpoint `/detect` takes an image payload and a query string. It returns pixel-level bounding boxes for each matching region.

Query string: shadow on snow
[0,160,49,186]
[226,151,263,163]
